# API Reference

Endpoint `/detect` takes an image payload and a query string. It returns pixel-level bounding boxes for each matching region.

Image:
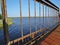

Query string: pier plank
[38,25,60,45]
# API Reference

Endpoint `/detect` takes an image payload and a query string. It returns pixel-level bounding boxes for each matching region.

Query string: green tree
[0,14,2,19]
[0,0,2,19]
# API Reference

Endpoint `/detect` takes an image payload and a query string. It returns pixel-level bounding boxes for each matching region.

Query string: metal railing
[1,0,59,45]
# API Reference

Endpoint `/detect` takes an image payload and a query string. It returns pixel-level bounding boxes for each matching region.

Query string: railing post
[28,0,32,38]
[39,3,45,34]
[1,0,10,45]
[42,4,44,28]
[48,7,50,26]
[19,0,23,43]
[34,0,37,34]
[39,3,40,30]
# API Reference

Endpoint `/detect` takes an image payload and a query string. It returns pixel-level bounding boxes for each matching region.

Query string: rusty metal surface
[1,0,10,45]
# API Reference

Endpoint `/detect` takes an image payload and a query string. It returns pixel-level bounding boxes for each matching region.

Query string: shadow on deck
[38,25,60,45]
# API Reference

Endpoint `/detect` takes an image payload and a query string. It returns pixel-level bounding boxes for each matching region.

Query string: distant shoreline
[8,16,58,18]
[0,18,13,29]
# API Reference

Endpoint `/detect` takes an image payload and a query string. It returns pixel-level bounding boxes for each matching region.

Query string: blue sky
[6,0,40,17]
[0,0,60,17]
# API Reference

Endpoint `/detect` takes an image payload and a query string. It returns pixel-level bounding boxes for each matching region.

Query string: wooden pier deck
[38,25,60,45]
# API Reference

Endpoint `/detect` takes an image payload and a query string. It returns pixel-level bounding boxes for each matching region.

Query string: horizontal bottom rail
[25,31,50,45]
[24,24,59,45]
[9,28,44,44]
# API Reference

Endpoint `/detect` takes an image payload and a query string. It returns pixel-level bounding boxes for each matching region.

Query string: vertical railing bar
[51,9,54,22]
[49,7,51,27]
[56,10,57,24]
[46,6,50,29]
[50,7,52,28]
[52,8,54,24]
[45,6,48,28]
[44,5,45,28]
[39,3,41,29]
[57,11,59,24]
[55,10,58,23]
[28,0,31,37]
[19,0,24,43]
[56,11,57,24]
[43,4,45,32]
[48,7,49,27]
[45,5,47,29]
[54,9,56,26]
[43,4,44,28]
[56,11,58,23]
[40,4,43,29]
[57,11,58,24]
[54,10,56,25]
[47,6,49,29]
[41,4,43,29]
[34,0,37,33]
[1,0,10,45]
[57,12,59,24]
[44,5,47,29]
[54,10,55,24]
[54,9,55,24]
[58,10,59,23]
[42,4,44,34]
[45,6,46,19]
[55,10,56,24]
[52,9,54,24]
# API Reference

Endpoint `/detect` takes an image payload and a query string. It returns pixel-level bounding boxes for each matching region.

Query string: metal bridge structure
[1,0,60,45]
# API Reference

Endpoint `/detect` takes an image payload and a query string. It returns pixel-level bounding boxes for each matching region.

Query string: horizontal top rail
[45,0,59,11]
[36,0,59,11]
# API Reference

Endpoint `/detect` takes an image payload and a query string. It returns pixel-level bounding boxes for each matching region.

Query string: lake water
[0,17,58,45]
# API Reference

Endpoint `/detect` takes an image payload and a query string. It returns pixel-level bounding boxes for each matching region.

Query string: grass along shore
[0,18,13,28]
